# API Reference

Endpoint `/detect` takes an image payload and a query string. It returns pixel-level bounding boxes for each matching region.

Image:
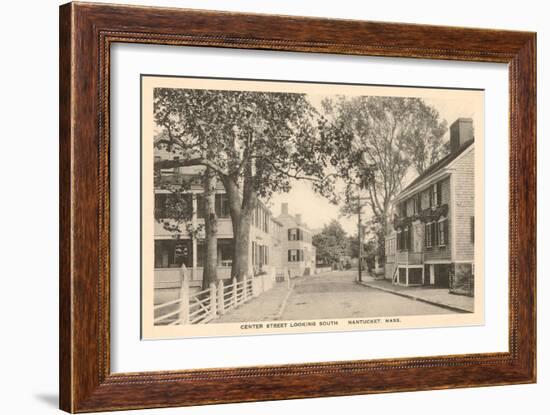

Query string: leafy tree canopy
[312,220,350,266]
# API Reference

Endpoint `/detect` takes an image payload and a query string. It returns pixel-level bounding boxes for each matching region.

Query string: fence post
[242,275,248,303]
[232,277,237,308]
[217,280,225,315]
[209,282,217,319]
[178,276,189,324]
[248,275,254,300]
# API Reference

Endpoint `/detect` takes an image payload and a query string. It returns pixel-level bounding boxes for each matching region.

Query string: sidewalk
[359,276,474,313]
[213,281,294,323]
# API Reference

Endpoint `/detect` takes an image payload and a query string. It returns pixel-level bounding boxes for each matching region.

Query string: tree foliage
[153,88,332,279]
[321,96,448,259]
[312,220,350,267]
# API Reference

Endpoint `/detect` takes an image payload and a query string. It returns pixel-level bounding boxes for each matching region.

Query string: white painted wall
[0,1,547,414]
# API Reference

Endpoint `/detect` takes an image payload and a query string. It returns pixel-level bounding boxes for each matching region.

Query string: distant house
[276,203,317,278]
[385,118,475,296]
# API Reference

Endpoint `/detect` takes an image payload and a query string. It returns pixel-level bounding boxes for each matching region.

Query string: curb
[357,281,472,314]
[272,281,296,320]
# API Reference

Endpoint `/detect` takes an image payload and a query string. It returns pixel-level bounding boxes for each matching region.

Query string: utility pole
[358,198,363,282]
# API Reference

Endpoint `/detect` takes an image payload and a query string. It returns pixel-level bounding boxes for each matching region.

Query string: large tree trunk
[201,167,218,290]
[233,212,252,281]
[221,173,257,281]
[221,177,240,279]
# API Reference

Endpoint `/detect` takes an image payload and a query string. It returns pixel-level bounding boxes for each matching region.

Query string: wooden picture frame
[59,2,536,412]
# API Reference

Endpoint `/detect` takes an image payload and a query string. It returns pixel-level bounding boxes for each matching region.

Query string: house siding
[453,149,475,262]
[384,145,475,293]
[449,147,475,296]
[276,213,317,278]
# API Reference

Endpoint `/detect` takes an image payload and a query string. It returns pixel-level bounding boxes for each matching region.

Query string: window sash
[438,219,447,246]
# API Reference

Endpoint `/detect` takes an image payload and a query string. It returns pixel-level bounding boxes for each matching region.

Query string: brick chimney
[281,203,288,215]
[295,214,302,224]
[450,118,474,153]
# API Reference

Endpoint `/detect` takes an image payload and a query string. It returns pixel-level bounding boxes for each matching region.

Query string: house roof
[398,139,474,196]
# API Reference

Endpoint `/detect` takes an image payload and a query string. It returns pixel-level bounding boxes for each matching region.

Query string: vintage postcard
[141,75,484,339]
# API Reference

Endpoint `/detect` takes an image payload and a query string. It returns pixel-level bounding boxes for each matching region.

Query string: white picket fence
[154,275,269,325]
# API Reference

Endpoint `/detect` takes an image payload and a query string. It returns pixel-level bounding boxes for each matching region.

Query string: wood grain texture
[59,2,536,412]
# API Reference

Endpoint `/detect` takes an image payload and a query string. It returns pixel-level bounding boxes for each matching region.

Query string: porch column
[191,194,198,281]
[192,238,197,280]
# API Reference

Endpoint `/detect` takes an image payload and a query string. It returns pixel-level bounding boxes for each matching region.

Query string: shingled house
[384,118,476,296]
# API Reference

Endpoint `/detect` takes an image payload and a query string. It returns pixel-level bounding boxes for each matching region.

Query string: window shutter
[437,182,442,205]
[288,250,291,262]
[288,229,291,240]
[444,219,449,245]
[470,216,475,243]
[431,222,436,246]
[425,223,429,247]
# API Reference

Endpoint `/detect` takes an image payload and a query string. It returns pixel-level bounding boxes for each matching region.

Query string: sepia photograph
[141,76,484,339]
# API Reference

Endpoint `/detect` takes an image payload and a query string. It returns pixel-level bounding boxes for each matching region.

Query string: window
[438,218,448,246]
[252,241,257,266]
[288,249,297,262]
[396,227,410,251]
[154,239,192,268]
[217,239,233,267]
[196,194,205,219]
[288,249,303,262]
[288,228,297,241]
[288,228,304,241]
[430,182,442,207]
[215,193,230,218]
[396,230,402,250]
[425,222,433,248]
[260,245,264,266]
[400,202,407,217]
[196,193,229,219]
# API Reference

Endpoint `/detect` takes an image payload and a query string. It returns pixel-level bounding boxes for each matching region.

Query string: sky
[268,91,482,236]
